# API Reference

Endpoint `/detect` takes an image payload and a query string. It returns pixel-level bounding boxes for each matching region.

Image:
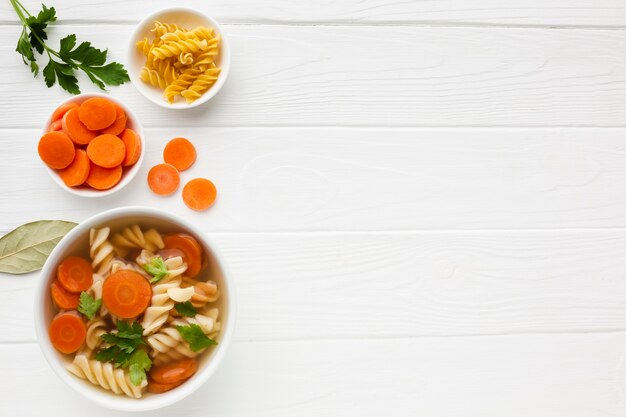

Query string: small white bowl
[41,93,145,198]
[34,207,236,412]
[128,7,231,109]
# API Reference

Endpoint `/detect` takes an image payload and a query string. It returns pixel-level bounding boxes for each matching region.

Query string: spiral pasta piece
[179,52,194,65]
[140,67,168,89]
[89,227,116,275]
[140,275,183,335]
[151,38,208,60]
[67,354,147,398]
[111,225,165,253]
[182,277,220,308]
[152,21,185,38]
[85,319,106,351]
[136,37,154,56]
[181,66,221,103]
[163,68,201,103]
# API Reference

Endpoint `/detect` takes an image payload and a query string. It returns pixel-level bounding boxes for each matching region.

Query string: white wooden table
[2,1,626,415]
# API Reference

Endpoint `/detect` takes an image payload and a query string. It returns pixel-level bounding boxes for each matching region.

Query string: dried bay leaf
[0,220,77,274]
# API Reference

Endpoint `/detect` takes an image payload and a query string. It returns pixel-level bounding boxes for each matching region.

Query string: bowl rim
[33,206,237,412]
[127,7,231,109]
[41,92,146,198]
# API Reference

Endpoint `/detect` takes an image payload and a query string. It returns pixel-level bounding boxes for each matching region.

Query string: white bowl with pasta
[127,8,230,109]
[34,207,236,411]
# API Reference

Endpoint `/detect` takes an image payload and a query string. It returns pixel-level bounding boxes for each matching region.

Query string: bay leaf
[0,220,77,274]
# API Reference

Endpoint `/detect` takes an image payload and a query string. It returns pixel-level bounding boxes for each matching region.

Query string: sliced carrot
[163,233,203,277]
[163,138,196,171]
[102,270,152,318]
[147,163,180,196]
[49,311,86,354]
[78,97,117,130]
[147,378,184,394]
[86,134,126,168]
[100,104,127,135]
[62,108,97,145]
[48,119,63,132]
[51,102,79,122]
[149,358,198,384]
[57,256,93,293]
[38,131,75,169]
[120,128,142,167]
[86,163,122,190]
[59,149,90,187]
[182,178,217,212]
[50,280,80,310]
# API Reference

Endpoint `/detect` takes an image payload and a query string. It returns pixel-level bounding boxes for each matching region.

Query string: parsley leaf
[95,321,145,370]
[78,291,102,320]
[10,0,129,94]
[142,256,169,283]
[128,350,152,386]
[174,301,198,317]
[176,324,217,352]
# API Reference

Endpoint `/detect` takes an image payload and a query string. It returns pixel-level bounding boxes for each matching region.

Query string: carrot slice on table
[49,311,86,354]
[50,280,80,309]
[163,138,196,171]
[57,256,93,293]
[38,131,75,169]
[59,149,90,187]
[48,119,63,132]
[78,97,116,130]
[100,104,127,135]
[51,102,79,122]
[102,270,152,318]
[86,134,126,168]
[62,108,97,145]
[163,233,203,277]
[86,163,122,190]
[150,358,198,384]
[147,163,180,196]
[120,128,141,167]
[147,379,184,394]
[182,178,217,212]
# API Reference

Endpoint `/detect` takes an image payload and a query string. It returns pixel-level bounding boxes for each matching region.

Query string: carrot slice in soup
[86,134,126,168]
[51,102,79,122]
[120,128,141,166]
[86,163,122,190]
[62,108,97,145]
[57,256,93,293]
[49,311,86,354]
[102,270,152,318]
[100,104,127,135]
[147,163,180,196]
[59,149,90,187]
[147,379,184,393]
[38,131,75,169]
[182,178,217,212]
[163,138,196,171]
[78,97,116,130]
[150,358,198,384]
[50,280,80,309]
[163,233,203,277]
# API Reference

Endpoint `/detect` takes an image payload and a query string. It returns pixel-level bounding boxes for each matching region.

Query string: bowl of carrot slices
[34,206,236,411]
[38,93,144,197]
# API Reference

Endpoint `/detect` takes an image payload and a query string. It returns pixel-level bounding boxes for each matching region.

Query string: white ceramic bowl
[127,7,231,109]
[34,207,236,411]
[41,93,145,198]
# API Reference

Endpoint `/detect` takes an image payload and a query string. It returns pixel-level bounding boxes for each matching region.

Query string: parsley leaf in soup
[128,350,152,386]
[176,323,218,352]
[174,301,198,317]
[77,291,101,320]
[142,256,169,283]
[95,321,145,372]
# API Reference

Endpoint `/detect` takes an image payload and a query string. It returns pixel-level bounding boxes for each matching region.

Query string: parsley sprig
[77,291,101,320]
[176,323,217,352]
[174,301,198,317]
[142,256,169,283]
[10,0,129,94]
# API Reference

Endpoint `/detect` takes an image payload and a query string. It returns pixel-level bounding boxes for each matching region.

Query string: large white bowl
[127,7,231,109]
[41,93,145,198]
[34,207,236,411]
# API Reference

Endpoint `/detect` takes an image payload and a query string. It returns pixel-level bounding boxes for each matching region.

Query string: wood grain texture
[3,334,626,416]
[2,128,626,232]
[3,0,626,26]
[4,230,626,343]
[1,25,626,127]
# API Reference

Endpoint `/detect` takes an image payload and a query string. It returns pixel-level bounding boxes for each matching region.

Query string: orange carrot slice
[85,163,122,190]
[149,358,198,384]
[38,131,75,169]
[50,280,80,309]
[57,256,93,293]
[78,97,116,130]
[100,104,127,135]
[62,108,97,145]
[59,149,90,187]
[120,128,141,167]
[147,163,180,196]
[51,102,79,122]
[86,134,126,168]
[102,270,152,318]
[49,311,86,354]
[147,378,185,393]
[163,138,196,171]
[48,119,63,132]
[163,233,203,277]
[182,178,217,212]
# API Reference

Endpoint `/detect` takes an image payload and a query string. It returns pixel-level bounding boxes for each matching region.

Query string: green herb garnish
[128,350,152,386]
[142,256,169,283]
[174,301,198,317]
[77,291,102,320]
[95,321,145,369]
[9,0,129,94]
[176,323,217,352]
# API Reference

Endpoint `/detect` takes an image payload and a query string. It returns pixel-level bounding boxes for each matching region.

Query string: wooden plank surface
[1,25,626,128]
